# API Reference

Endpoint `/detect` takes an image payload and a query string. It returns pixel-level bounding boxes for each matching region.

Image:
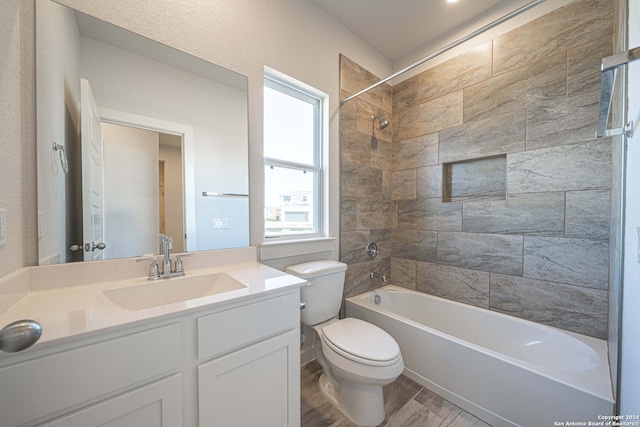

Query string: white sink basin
[100,273,247,311]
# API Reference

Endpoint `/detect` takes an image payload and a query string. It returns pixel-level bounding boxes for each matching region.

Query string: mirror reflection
[36,0,249,265]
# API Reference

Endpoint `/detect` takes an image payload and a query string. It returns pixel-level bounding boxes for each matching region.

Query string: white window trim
[263,69,327,242]
[258,237,336,261]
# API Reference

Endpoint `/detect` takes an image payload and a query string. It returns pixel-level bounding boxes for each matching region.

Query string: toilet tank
[286,260,347,326]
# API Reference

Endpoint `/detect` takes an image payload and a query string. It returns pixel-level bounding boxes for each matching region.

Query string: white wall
[0,1,26,275]
[0,0,37,276]
[621,0,640,414]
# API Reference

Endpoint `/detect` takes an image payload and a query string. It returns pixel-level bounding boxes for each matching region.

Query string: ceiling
[309,0,535,62]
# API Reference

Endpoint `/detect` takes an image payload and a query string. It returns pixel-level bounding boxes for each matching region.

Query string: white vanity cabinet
[197,292,300,426]
[0,288,301,427]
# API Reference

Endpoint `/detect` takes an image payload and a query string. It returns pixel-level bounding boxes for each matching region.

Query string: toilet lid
[321,318,400,364]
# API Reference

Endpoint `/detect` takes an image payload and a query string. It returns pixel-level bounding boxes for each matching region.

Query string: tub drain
[373,294,381,305]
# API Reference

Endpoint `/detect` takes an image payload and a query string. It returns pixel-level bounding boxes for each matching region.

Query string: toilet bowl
[286,261,404,427]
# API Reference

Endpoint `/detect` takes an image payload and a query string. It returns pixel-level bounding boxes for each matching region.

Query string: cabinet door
[199,330,300,427]
[38,375,182,427]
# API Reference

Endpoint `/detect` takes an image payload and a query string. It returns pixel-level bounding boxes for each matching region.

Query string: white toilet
[286,260,404,427]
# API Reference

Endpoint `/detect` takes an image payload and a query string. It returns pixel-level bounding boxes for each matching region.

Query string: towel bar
[202,192,249,198]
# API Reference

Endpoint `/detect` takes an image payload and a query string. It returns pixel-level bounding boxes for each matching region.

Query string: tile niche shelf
[442,155,507,203]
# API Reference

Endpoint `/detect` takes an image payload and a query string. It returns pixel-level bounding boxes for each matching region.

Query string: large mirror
[36,0,249,265]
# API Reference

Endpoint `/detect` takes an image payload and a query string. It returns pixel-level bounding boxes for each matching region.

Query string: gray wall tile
[391,257,417,289]
[342,0,613,341]
[391,228,438,262]
[463,192,565,236]
[398,198,462,231]
[392,76,417,114]
[341,230,371,265]
[526,91,600,150]
[397,91,463,140]
[437,232,523,276]
[393,132,439,170]
[344,258,391,299]
[464,53,567,122]
[341,163,383,198]
[490,273,608,339]
[341,199,357,232]
[417,165,443,199]
[357,197,392,230]
[523,236,609,289]
[357,99,393,143]
[444,156,506,202]
[416,41,492,104]
[493,0,612,75]
[340,55,388,111]
[508,140,612,193]
[566,190,610,239]
[341,127,372,167]
[568,36,613,97]
[392,169,417,200]
[416,262,490,308]
[339,89,357,130]
[439,110,525,163]
[371,138,392,171]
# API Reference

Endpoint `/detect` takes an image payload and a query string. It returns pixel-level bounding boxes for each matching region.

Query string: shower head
[371,115,389,130]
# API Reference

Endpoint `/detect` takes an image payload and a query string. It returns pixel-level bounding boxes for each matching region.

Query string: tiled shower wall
[339,57,394,299]
[340,0,613,339]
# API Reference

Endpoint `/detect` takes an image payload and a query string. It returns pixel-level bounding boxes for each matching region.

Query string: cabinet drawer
[0,323,181,427]
[198,291,299,360]
[38,374,183,427]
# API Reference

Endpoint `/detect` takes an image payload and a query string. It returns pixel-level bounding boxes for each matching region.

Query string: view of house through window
[263,73,322,238]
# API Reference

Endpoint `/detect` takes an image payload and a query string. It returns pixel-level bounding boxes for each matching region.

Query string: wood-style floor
[301,361,491,427]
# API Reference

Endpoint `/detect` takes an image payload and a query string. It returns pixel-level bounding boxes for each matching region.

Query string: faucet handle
[174,253,193,274]
[174,256,184,274]
[148,257,160,280]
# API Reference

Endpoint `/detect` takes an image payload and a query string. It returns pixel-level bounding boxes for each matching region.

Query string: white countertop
[0,247,306,351]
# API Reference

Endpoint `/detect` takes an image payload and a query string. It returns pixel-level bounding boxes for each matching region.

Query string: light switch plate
[213,218,229,229]
[0,208,7,247]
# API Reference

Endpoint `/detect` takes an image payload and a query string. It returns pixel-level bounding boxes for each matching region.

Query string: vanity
[0,247,305,426]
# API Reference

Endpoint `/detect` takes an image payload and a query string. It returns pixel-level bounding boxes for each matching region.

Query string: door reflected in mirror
[36,0,249,265]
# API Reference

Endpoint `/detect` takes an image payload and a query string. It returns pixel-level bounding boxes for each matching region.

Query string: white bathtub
[346,285,614,427]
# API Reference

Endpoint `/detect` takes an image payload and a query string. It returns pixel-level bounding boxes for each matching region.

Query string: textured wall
[0,0,37,277]
[341,0,614,339]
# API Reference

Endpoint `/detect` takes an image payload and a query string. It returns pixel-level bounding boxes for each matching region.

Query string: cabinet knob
[0,320,42,353]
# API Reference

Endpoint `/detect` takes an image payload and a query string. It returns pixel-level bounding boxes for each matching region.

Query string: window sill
[258,237,336,260]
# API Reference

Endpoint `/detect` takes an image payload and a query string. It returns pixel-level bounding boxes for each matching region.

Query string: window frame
[263,73,324,240]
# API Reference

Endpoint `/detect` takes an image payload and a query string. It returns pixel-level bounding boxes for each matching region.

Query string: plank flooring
[301,360,491,427]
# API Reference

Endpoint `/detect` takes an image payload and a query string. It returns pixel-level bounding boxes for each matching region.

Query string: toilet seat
[320,318,401,367]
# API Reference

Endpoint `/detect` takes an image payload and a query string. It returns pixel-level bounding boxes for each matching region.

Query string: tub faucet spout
[370,271,387,282]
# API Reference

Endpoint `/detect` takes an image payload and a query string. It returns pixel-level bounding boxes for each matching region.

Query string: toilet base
[318,373,385,427]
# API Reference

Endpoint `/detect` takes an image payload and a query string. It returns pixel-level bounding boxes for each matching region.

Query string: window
[264,72,323,239]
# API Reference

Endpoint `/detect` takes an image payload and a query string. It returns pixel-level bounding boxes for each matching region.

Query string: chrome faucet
[143,234,187,280]
[370,271,387,282]
[160,234,173,275]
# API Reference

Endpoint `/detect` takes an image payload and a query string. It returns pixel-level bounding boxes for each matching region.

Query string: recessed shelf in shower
[442,155,507,203]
